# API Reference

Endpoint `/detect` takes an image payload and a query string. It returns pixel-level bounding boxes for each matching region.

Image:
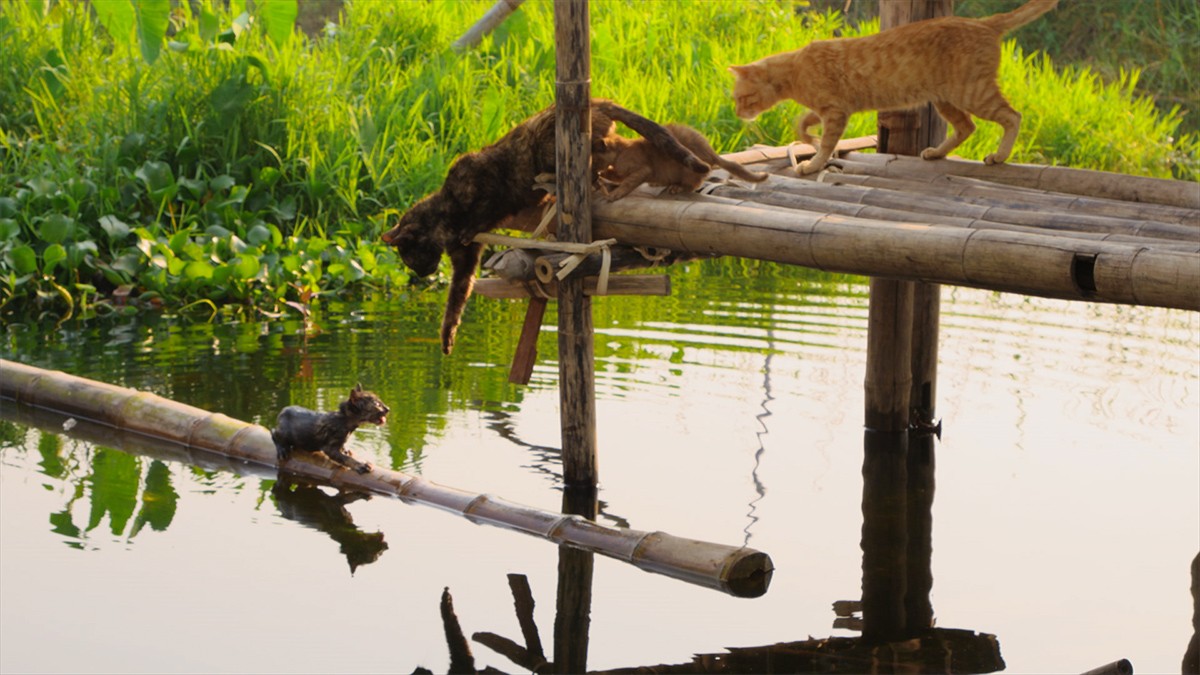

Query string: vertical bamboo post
[553,0,597,488]
[865,0,951,432]
[876,0,949,431]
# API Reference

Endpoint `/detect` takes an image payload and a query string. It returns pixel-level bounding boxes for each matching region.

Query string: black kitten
[271,384,389,474]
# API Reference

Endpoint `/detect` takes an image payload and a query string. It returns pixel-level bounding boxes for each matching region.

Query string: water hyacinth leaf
[231,11,251,39]
[184,260,214,280]
[256,166,280,187]
[246,224,271,247]
[130,0,171,65]
[0,197,16,218]
[67,241,98,270]
[64,177,95,203]
[210,74,254,116]
[270,196,296,222]
[178,176,206,199]
[207,263,230,286]
[205,225,232,240]
[9,245,38,275]
[94,0,135,44]
[198,7,219,43]
[42,244,67,275]
[0,219,19,240]
[111,252,142,277]
[119,132,146,161]
[234,254,260,279]
[99,215,132,241]
[210,175,236,193]
[39,214,75,244]
[167,40,190,53]
[27,177,56,201]
[168,230,190,253]
[135,161,173,192]
[257,0,298,47]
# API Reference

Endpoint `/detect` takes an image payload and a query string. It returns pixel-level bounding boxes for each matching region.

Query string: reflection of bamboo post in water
[1186,552,1199,673]
[861,431,909,643]
[555,487,596,674]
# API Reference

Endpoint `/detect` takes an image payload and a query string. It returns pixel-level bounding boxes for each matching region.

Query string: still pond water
[1,262,1197,674]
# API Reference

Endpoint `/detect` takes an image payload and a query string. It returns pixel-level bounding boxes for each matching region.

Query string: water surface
[1,261,1197,673]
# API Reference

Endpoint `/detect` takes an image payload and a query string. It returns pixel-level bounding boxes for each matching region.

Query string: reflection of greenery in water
[0,259,863,549]
[4,427,181,549]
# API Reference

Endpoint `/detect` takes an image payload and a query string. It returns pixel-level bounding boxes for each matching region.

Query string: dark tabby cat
[381,99,708,354]
[271,384,389,474]
[594,123,769,201]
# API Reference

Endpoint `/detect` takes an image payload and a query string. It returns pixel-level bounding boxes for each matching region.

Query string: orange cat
[729,0,1058,174]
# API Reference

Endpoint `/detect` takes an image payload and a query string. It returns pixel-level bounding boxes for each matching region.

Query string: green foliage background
[0,0,1195,323]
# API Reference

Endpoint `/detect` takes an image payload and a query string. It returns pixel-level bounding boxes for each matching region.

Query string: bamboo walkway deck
[567,142,1198,311]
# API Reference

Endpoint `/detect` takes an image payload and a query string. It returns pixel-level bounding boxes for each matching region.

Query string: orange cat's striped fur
[729,0,1058,174]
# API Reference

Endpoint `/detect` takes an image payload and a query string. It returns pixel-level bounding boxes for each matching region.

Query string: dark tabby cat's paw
[354,462,373,474]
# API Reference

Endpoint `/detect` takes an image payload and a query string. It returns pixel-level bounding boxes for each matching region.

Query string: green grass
[1,0,1195,322]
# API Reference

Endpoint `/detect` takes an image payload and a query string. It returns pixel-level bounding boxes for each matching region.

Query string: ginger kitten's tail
[983,0,1059,34]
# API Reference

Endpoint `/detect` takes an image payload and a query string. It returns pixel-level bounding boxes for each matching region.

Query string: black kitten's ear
[351,383,364,396]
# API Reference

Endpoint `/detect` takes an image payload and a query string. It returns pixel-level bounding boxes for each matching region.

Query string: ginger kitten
[594,123,769,201]
[729,0,1058,174]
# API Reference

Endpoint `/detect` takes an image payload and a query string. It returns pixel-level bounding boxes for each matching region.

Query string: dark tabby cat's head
[384,219,442,278]
[344,384,389,425]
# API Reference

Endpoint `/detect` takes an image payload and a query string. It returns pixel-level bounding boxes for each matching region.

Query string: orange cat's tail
[982,0,1058,34]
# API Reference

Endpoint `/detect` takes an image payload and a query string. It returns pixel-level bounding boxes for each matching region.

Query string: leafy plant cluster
[1,0,1195,324]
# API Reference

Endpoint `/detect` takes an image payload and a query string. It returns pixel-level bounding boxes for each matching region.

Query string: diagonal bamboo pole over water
[0,359,773,598]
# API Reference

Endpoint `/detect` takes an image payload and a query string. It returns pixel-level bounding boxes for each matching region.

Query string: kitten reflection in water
[271,475,389,574]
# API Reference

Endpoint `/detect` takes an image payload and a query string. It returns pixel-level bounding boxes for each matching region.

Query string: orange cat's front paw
[983,153,1008,166]
[920,148,945,160]
[796,159,824,175]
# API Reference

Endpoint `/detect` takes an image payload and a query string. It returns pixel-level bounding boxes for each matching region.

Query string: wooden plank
[509,298,547,385]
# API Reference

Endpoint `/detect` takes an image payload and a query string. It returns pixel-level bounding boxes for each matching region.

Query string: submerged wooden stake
[0,359,773,597]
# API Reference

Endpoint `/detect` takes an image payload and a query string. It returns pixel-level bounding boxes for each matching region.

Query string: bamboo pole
[810,171,1200,231]
[838,151,1200,210]
[452,0,526,51]
[553,0,597,489]
[710,184,1200,249]
[590,196,1200,310]
[0,359,773,597]
[728,177,1200,242]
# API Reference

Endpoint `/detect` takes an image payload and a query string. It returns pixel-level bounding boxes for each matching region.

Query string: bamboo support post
[553,0,597,488]
[451,0,526,51]
[0,359,773,597]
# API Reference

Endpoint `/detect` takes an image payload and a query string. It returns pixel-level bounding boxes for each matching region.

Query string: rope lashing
[472,233,620,295]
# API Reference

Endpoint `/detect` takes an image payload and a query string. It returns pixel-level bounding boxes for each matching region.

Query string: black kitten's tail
[595,100,710,174]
